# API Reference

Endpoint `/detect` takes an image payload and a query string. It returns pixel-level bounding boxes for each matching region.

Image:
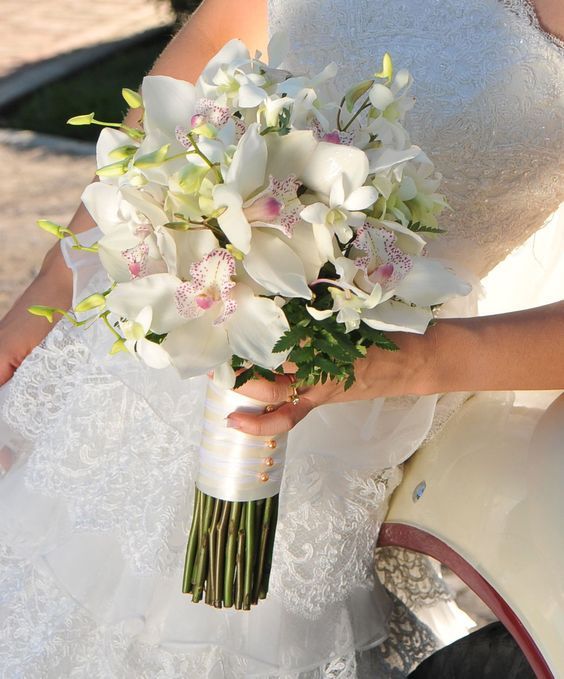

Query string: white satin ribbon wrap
[197,381,287,502]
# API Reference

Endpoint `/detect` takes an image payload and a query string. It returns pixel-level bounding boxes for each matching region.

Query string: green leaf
[314,355,342,377]
[255,366,277,382]
[234,369,255,390]
[408,221,446,234]
[273,326,309,353]
[288,346,315,363]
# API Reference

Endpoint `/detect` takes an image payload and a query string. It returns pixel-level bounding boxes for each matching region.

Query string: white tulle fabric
[1,0,563,677]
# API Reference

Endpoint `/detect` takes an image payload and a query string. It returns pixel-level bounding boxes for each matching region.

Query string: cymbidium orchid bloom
[81,182,176,282]
[299,142,378,260]
[106,249,290,384]
[309,257,383,332]
[349,221,471,332]
[213,124,315,298]
[118,306,170,368]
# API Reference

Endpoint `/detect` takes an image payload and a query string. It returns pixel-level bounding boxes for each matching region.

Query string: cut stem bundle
[182,488,279,610]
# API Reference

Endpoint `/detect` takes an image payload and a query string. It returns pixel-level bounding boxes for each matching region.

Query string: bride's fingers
[234,373,294,403]
[227,398,315,436]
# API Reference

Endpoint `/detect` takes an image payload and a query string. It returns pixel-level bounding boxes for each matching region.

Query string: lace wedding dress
[1,0,563,677]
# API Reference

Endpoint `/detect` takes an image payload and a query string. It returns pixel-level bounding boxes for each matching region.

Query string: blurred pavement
[0,0,172,315]
[0,0,171,79]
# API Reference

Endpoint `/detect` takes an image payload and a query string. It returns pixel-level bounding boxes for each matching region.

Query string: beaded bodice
[269,0,564,278]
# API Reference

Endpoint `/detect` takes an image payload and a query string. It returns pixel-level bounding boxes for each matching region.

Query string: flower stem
[182,489,202,593]
[243,500,256,610]
[342,96,371,132]
[259,495,279,599]
[223,501,242,608]
[208,498,222,604]
[192,494,213,602]
[235,505,247,610]
[253,496,273,604]
[187,133,222,182]
[214,500,230,607]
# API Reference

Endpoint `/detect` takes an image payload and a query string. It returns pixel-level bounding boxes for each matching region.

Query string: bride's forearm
[40,0,269,283]
[420,301,564,393]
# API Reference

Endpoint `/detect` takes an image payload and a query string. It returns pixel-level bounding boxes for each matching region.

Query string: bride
[0,0,563,676]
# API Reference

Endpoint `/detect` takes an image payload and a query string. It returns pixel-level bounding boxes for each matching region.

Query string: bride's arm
[229,300,564,435]
[0,0,267,386]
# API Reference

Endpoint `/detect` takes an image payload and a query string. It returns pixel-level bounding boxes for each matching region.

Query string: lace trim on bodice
[506,0,564,49]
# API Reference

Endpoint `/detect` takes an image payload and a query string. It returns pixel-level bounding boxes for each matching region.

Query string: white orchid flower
[119,306,171,369]
[81,182,176,282]
[106,250,290,381]
[299,141,378,260]
[352,223,415,299]
[162,249,290,379]
[196,39,268,109]
[308,257,383,332]
[368,68,415,123]
[351,222,471,320]
[213,124,316,298]
[307,221,471,335]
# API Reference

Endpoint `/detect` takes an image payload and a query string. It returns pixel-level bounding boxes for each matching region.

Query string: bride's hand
[228,331,434,435]
[227,300,564,435]
[0,244,73,386]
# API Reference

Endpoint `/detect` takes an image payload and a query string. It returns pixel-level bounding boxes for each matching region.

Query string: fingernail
[226,417,240,430]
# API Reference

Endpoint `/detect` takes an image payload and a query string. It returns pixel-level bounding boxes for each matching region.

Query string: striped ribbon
[196,380,288,502]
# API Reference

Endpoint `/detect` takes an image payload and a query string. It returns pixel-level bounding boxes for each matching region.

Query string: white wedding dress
[1,0,563,677]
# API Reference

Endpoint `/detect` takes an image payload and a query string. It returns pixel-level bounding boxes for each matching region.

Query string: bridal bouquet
[31,36,470,610]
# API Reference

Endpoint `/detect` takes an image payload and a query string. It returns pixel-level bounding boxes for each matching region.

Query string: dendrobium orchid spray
[31,36,470,609]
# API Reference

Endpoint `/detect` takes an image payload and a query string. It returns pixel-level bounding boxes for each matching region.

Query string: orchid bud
[67,112,95,126]
[27,305,56,323]
[75,293,106,313]
[344,80,374,113]
[129,173,148,187]
[96,160,129,177]
[134,144,170,169]
[122,88,143,109]
[374,53,393,83]
[163,221,191,231]
[110,338,127,355]
[109,145,138,160]
[36,219,63,238]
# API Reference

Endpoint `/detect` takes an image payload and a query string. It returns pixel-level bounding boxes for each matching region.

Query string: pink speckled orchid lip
[174,248,237,325]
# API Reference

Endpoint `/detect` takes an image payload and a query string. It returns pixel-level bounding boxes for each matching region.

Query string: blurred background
[0,0,198,315]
